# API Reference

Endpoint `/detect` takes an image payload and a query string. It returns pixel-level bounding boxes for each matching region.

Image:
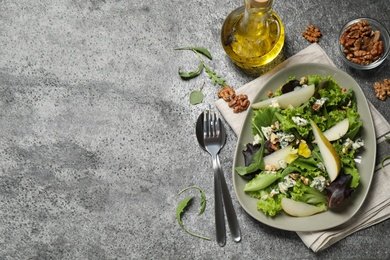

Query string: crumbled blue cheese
[277,132,295,148]
[352,137,364,150]
[310,176,326,192]
[343,137,364,153]
[314,97,329,108]
[278,175,296,194]
[285,175,297,187]
[253,134,262,145]
[278,182,288,194]
[269,189,279,198]
[317,162,326,172]
[261,126,273,140]
[343,138,354,149]
[292,116,308,126]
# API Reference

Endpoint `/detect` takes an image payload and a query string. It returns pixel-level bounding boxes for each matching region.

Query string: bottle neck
[238,0,273,36]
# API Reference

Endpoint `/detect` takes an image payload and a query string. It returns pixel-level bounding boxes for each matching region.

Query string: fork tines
[204,110,220,138]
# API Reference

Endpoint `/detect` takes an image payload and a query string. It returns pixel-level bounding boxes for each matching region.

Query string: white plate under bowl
[232,63,376,232]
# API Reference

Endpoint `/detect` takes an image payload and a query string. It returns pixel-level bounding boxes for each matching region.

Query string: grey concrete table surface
[1,0,390,259]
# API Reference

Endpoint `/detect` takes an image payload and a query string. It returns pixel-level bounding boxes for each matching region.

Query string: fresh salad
[235,75,364,217]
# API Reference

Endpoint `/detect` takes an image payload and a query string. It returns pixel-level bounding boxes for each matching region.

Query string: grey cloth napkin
[216,43,390,252]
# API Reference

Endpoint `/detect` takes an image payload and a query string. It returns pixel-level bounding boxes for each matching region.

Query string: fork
[203,109,241,246]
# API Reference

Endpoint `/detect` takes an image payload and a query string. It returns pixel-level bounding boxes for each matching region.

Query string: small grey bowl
[338,18,390,70]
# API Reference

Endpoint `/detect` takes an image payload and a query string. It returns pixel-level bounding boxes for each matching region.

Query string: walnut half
[302,24,322,43]
[218,85,236,101]
[373,79,390,100]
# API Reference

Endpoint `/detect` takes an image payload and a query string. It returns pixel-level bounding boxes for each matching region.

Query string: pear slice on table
[310,119,341,182]
[251,84,315,110]
[281,198,326,217]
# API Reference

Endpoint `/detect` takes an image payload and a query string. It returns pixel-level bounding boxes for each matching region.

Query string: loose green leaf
[175,46,212,60]
[176,195,193,226]
[189,90,204,105]
[175,46,227,88]
[178,63,204,79]
[176,195,210,240]
[382,136,390,171]
[193,47,212,60]
[204,65,226,86]
[381,155,390,171]
[179,186,207,215]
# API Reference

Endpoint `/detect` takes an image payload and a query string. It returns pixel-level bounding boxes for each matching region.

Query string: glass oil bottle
[221,0,285,77]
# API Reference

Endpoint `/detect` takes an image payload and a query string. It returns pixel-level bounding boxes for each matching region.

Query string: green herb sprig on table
[380,136,390,171]
[176,186,210,240]
[175,46,227,105]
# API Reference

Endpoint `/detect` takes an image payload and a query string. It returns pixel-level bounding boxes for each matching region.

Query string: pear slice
[310,119,341,182]
[313,118,349,143]
[251,84,315,110]
[281,198,326,217]
[323,118,349,141]
[263,144,293,170]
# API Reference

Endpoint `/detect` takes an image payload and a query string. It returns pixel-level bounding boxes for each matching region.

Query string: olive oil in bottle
[221,0,285,77]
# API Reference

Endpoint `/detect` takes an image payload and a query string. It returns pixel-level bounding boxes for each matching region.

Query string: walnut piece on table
[228,94,250,113]
[218,85,250,113]
[218,85,236,101]
[374,79,390,100]
[302,24,322,43]
[340,19,384,65]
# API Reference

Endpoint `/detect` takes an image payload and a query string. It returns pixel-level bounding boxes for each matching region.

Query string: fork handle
[212,155,226,247]
[217,155,242,242]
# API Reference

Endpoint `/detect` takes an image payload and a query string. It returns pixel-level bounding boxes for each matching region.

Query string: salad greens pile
[235,75,364,217]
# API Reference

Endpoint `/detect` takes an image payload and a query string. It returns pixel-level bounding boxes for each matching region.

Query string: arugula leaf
[204,65,226,86]
[382,136,390,171]
[193,47,213,60]
[176,186,210,240]
[381,155,390,171]
[175,195,210,240]
[174,46,212,60]
[176,195,193,225]
[178,63,204,79]
[178,186,207,215]
[175,46,227,88]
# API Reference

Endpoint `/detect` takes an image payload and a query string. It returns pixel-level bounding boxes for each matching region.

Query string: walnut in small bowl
[338,18,390,70]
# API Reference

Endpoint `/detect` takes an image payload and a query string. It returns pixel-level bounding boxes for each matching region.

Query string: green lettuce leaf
[256,194,286,216]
